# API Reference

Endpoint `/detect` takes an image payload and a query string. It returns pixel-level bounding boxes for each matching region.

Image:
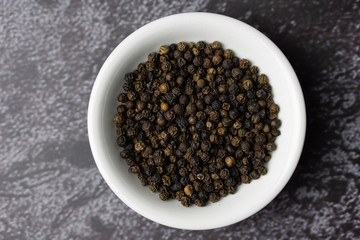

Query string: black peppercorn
[201,140,211,152]
[223,49,233,59]
[193,56,203,67]
[195,41,205,50]
[241,141,251,153]
[266,142,277,152]
[255,133,266,144]
[178,95,189,105]
[187,64,197,74]
[184,50,194,61]
[231,68,243,80]
[177,57,186,68]
[186,103,196,115]
[173,104,184,115]
[157,115,166,126]
[225,156,235,167]
[229,109,240,120]
[124,72,135,83]
[247,89,256,99]
[117,93,128,103]
[248,102,259,113]
[209,192,220,203]
[220,169,230,179]
[222,59,233,70]
[173,50,182,59]
[258,74,268,85]
[211,100,221,111]
[164,110,175,121]
[239,59,250,70]
[203,94,214,105]
[165,92,177,105]
[177,42,187,52]
[195,121,205,130]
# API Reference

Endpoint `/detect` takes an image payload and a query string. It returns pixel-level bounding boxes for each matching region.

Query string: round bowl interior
[88,12,306,230]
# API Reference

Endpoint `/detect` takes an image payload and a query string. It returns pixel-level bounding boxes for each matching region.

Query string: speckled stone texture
[0,0,359,239]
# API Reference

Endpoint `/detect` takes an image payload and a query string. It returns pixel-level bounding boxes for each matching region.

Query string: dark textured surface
[1,0,359,239]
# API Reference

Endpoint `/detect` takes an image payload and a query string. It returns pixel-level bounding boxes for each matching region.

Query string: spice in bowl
[113,41,281,207]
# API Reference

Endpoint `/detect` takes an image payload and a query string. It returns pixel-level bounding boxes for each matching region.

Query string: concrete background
[0,0,359,239]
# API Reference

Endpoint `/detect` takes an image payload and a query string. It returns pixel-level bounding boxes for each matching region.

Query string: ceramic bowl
[88,12,306,230]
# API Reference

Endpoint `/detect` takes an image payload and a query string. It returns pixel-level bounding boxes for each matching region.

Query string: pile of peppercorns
[113,41,281,207]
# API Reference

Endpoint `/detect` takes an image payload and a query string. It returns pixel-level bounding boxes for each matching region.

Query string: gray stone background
[1,0,359,239]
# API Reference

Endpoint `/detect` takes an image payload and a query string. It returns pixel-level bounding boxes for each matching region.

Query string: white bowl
[88,12,306,230]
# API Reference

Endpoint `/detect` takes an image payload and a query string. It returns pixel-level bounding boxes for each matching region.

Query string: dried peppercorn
[231,68,243,80]
[217,127,227,136]
[258,74,268,85]
[193,56,203,67]
[160,102,169,112]
[223,49,233,59]
[222,59,233,70]
[211,100,221,111]
[195,41,206,50]
[257,166,267,175]
[220,169,230,179]
[239,59,250,70]
[188,115,197,125]
[241,175,251,184]
[250,170,260,180]
[201,140,211,152]
[196,79,206,88]
[159,191,170,201]
[159,45,170,55]
[168,125,179,137]
[192,48,200,56]
[180,196,191,207]
[186,103,197,115]
[164,110,175,121]
[210,41,221,49]
[165,92,177,105]
[196,111,206,121]
[114,41,280,207]
[184,184,194,196]
[229,109,240,120]
[157,115,166,126]
[159,83,169,93]
[212,55,222,65]
[271,119,282,128]
[177,42,187,52]
[266,142,277,152]
[209,192,220,203]
[225,156,235,167]
[231,136,241,147]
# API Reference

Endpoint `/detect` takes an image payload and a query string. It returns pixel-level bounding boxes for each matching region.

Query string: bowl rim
[88,12,306,230]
